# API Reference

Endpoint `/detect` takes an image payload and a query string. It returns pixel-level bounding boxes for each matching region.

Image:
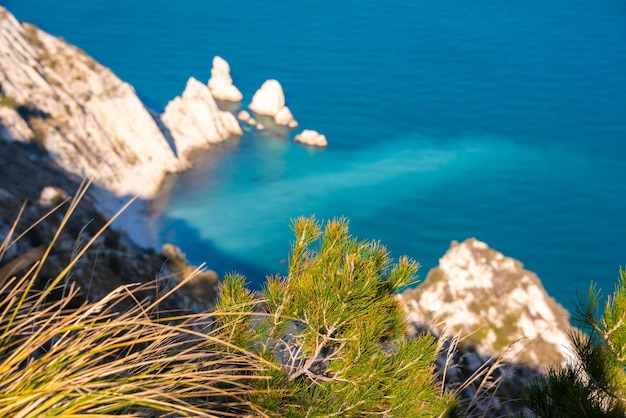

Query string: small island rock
[294,129,327,147]
[249,79,298,127]
[237,109,258,126]
[207,56,243,102]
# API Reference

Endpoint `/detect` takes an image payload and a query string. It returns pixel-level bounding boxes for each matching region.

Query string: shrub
[213,216,457,416]
[524,269,626,417]
[0,94,19,108]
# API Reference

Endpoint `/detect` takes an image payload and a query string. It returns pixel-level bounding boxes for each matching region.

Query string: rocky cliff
[0,7,241,199]
[400,238,572,370]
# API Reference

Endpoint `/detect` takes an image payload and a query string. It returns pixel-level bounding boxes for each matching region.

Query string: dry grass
[0,180,278,417]
[432,324,541,417]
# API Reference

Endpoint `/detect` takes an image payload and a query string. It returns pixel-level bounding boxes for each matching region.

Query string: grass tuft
[0,181,277,417]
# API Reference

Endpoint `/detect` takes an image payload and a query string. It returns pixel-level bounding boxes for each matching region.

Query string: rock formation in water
[294,129,328,147]
[400,238,572,370]
[161,77,243,163]
[249,79,298,128]
[237,109,264,130]
[207,56,243,102]
[0,7,241,199]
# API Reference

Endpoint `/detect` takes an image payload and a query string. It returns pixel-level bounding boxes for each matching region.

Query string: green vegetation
[31,125,46,148]
[4,181,626,416]
[524,269,626,417]
[22,23,44,51]
[0,191,455,416]
[0,94,19,109]
[213,216,457,416]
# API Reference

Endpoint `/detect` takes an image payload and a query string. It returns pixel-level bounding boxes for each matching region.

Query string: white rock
[249,79,298,127]
[275,106,298,128]
[39,186,68,206]
[237,110,251,121]
[249,79,284,116]
[162,77,242,162]
[237,109,257,126]
[294,129,328,147]
[207,56,243,102]
[0,106,33,142]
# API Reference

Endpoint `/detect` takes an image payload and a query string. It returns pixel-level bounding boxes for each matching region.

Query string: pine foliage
[213,216,457,416]
[524,268,626,417]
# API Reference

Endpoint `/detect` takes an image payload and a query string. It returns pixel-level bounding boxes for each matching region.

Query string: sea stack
[207,56,243,102]
[162,77,243,163]
[249,79,298,128]
[294,129,327,147]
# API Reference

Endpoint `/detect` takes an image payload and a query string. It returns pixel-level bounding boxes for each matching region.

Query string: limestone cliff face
[0,8,181,198]
[0,7,242,198]
[400,238,572,369]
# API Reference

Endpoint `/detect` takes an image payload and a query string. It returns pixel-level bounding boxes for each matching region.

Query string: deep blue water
[7,0,626,312]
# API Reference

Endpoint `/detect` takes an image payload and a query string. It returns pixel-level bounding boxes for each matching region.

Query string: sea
[6,0,626,312]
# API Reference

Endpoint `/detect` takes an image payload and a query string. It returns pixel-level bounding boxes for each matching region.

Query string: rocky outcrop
[207,56,243,102]
[400,238,572,370]
[237,109,264,130]
[161,77,242,163]
[249,79,298,128]
[294,129,327,147]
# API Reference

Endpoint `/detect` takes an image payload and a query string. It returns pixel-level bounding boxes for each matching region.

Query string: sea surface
[7,0,626,312]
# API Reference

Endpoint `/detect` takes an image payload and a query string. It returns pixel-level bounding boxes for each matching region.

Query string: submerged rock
[237,109,256,125]
[161,77,242,163]
[207,56,243,102]
[249,79,298,128]
[400,238,572,370]
[294,129,327,147]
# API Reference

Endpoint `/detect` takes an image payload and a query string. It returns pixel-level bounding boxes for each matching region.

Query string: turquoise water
[7,0,626,311]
